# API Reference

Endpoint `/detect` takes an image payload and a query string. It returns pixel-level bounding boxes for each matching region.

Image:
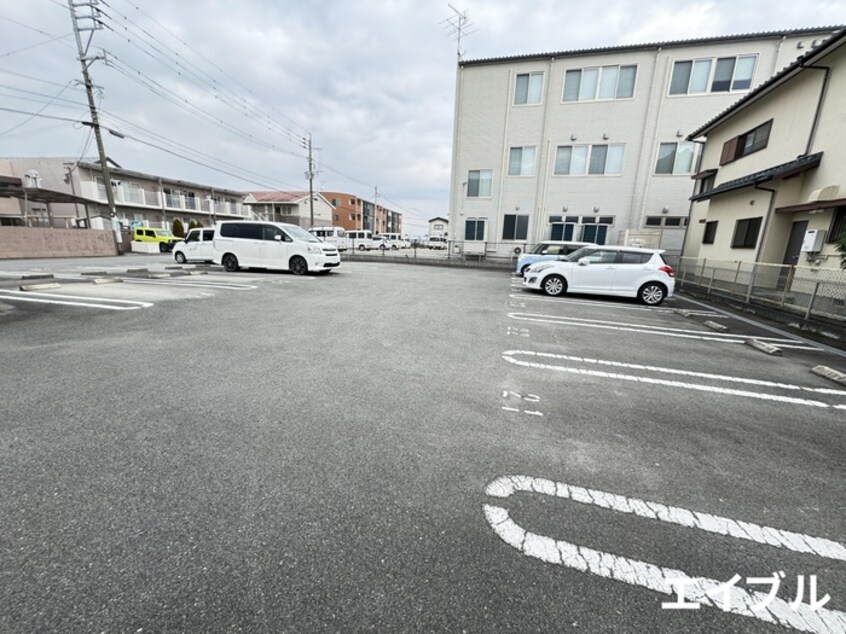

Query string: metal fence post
[707,268,716,295]
[804,282,821,320]
[733,260,742,291]
[698,258,707,286]
[745,265,758,303]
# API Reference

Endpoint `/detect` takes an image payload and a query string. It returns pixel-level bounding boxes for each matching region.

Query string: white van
[428,236,447,250]
[346,229,374,251]
[309,226,348,251]
[173,227,215,263]
[376,232,408,249]
[213,220,340,275]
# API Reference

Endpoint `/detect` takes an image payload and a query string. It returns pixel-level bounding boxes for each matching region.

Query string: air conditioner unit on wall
[808,185,839,202]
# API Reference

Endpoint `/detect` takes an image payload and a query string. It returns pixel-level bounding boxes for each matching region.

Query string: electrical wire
[0,80,74,136]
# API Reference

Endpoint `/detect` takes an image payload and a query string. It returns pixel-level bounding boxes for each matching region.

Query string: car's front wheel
[357,244,366,251]
[289,255,308,275]
[159,242,168,253]
[222,253,239,272]
[638,282,666,306]
[542,275,567,297]
[520,264,531,276]
[174,251,187,264]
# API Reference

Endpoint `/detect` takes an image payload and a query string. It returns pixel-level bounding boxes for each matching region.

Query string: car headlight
[306,245,322,255]
[531,263,556,272]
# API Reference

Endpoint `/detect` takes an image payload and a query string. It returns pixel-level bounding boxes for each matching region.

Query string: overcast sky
[1,1,844,233]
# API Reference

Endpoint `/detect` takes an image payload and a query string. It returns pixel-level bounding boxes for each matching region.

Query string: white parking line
[507,293,718,315]
[484,475,846,634]
[0,289,152,310]
[122,279,257,290]
[507,312,819,350]
[501,349,845,409]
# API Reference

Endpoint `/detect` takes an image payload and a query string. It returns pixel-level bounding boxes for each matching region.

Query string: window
[331,198,339,206]
[827,207,846,243]
[334,214,339,221]
[433,223,444,230]
[239,223,263,240]
[502,214,529,240]
[720,120,773,165]
[669,55,757,95]
[656,142,696,174]
[644,216,687,228]
[465,218,486,241]
[514,72,544,105]
[702,220,718,244]
[186,231,199,243]
[619,252,652,264]
[202,229,214,241]
[731,217,762,248]
[263,225,286,241]
[467,170,493,197]
[508,147,536,176]
[563,65,637,101]
[550,215,613,244]
[550,223,576,240]
[555,144,624,175]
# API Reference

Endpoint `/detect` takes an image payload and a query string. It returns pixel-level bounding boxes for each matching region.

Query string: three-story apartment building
[448,27,841,257]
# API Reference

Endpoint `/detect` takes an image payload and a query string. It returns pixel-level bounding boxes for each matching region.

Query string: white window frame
[655,142,697,175]
[514,72,544,105]
[466,169,493,198]
[507,146,536,176]
[669,54,758,95]
[553,144,625,176]
[562,64,638,102]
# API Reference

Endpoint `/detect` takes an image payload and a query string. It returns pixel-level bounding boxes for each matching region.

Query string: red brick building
[322,191,402,235]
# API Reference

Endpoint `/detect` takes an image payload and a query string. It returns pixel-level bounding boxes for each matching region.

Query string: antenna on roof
[442,4,476,61]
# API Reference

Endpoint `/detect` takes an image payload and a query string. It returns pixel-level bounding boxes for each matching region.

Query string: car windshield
[531,243,552,254]
[157,230,174,237]
[285,225,320,243]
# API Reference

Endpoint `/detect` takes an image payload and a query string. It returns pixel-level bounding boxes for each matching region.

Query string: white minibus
[309,226,349,251]
[346,229,374,251]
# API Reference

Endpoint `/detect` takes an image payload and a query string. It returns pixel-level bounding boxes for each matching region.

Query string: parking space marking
[507,312,820,351]
[122,279,257,290]
[507,294,718,316]
[0,289,152,310]
[501,350,845,409]
[484,475,846,633]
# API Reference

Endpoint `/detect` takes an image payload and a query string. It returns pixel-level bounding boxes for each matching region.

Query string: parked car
[346,230,374,251]
[515,241,594,276]
[132,227,181,252]
[173,227,215,263]
[371,236,390,250]
[213,220,340,275]
[428,236,447,250]
[522,246,675,305]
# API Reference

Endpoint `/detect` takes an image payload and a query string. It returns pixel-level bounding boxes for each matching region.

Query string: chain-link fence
[674,257,846,322]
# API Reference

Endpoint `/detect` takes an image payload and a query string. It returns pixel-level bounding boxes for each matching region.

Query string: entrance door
[782,220,808,266]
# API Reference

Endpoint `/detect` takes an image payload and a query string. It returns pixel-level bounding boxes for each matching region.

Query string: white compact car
[173,227,215,263]
[522,246,675,305]
[213,220,340,275]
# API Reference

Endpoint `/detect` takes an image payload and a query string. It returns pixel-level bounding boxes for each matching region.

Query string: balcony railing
[81,180,246,217]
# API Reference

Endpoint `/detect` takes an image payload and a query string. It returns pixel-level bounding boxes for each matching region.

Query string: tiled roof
[690,152,823,202]
[688,28,846,139]
[248,191,311,202]
[460,27,844,67]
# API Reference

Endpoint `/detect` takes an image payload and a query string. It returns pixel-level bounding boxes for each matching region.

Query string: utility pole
[305,133,315,229]
[67,0,116,220]
[373,185,378,234]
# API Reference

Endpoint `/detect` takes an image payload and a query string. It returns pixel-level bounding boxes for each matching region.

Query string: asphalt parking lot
[1,257,844,633]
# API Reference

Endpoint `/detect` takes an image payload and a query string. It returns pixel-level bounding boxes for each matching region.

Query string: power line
[0,80,74,136]
[0,67,76,88]
[0,32,74,58]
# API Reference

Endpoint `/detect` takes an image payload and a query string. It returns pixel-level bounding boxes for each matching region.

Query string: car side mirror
[274,235,282,241]
[578,257,590,266]
[540,249,548,255]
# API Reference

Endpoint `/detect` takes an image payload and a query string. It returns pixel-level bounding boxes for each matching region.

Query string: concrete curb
[745,338,783,356]
[188,271,207,276]
[147,273,171,279]
[19,282,60,291]
[673,309,692,317]
[80,271,108,276]
[704,320,729,332]
[165,266,185,270]
[20,274,54,280]
[92,277,122,285]
[810,365,846,386]
[126,268,148,273]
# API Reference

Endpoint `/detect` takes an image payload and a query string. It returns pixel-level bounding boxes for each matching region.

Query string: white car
[371,236,390,250]
[522,246,675,305]
[428,236,447,250]
[173,227,215,263]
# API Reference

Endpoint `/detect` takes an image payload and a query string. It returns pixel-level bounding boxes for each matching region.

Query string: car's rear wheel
[638,282,666,306]
[222,253,239,272]
[159,242,168,253]
[174,251,187,264]
[357,244,366,251]
[542,275,567,297]
[290,255,308,275]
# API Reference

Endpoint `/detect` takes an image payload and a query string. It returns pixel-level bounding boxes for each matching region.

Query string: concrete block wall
[0,227,117,259]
